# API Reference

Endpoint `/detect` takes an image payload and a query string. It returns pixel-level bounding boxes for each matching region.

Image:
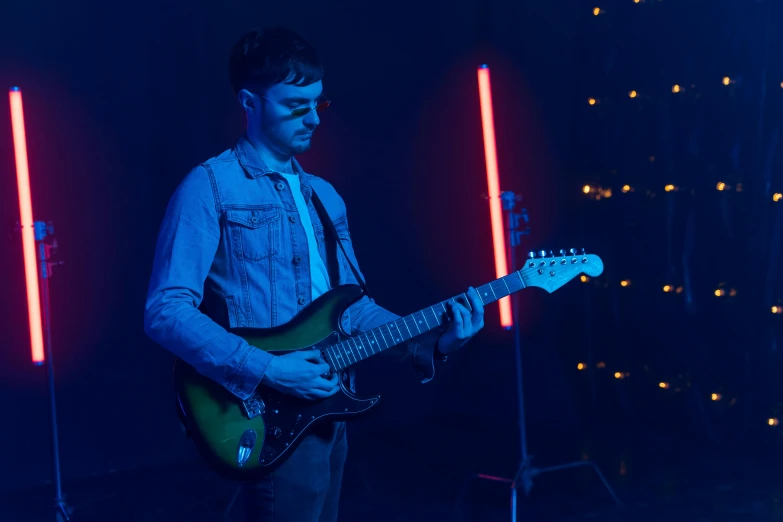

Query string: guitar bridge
[242,396,265,419]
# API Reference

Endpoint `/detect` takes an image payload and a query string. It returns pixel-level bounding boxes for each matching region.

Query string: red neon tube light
[9,86,45,364]
[477,65,513,328]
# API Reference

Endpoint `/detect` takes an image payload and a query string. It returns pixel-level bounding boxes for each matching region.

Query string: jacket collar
[234,132,312,181]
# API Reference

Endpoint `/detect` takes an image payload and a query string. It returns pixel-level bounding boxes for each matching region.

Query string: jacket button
[289,215,297,224]
[275,182,285,191]
[250,215,258,223]
[298,297,306,305]
[293,256,302,265]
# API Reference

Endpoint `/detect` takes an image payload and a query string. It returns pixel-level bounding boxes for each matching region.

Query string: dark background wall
[1,0,781,496]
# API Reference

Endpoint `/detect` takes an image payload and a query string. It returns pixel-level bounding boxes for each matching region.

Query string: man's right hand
[260,349,340,400]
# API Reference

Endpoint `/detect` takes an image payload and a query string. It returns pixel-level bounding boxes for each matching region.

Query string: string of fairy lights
[574,360,782,428]
[577,2,783,430]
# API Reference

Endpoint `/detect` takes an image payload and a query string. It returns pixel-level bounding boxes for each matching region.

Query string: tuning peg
[581,248,586,255]
[528,251,536,259]
[569,248,577,256]
[559,249,566,256]
[538,250,547,258]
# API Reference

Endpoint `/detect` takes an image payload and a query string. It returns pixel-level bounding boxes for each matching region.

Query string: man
[144,26,485,522]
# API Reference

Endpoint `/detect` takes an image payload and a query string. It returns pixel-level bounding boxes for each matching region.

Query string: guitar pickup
[242,396,265,419]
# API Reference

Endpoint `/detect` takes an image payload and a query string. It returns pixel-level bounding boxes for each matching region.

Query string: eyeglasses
[259,95,331,118]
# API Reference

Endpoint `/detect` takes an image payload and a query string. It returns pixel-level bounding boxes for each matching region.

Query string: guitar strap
[310,189,371,298]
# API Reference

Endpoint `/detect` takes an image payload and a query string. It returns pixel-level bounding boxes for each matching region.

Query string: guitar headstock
[517,248,604,293]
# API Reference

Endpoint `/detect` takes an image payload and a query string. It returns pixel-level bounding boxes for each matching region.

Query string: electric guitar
[173,248,603,480]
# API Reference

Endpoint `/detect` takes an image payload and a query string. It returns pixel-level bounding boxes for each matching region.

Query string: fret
[400,318,414,339]
[348,337,362,362]
[358,335,372,358]
[351,338,364,361]
[516,270,526,289]
[324,349,337,370]
[385,324,395,345]
[410,315,422,335]
[350,338,362,361]
[501,277,511,295]
[429,306,439,327]
[370,329,385,350]
[333,346,346,369]
[343,340,356,363]
[377,326,391,348]
[360,334,373,356]
[488,282,498,301]
[391,323,404,343]
[349,339,361,362]
[409,314,418,333]
[421,310,431,330]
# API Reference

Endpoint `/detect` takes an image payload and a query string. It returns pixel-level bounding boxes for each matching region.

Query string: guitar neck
[322,270,526,372]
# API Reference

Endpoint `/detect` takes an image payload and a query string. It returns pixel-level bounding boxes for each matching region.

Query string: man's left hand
[436,286,485,355]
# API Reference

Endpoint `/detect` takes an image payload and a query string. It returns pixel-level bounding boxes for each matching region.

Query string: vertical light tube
[9,86,45,364]
[477,65,513,328]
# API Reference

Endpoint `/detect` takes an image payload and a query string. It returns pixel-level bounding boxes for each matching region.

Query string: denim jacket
[144,134,440,401]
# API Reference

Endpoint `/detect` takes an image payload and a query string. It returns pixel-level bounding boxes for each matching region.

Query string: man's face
[254,80,323,156]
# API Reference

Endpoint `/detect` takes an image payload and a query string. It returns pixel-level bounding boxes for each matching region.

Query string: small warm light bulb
[588,97,597,105]
[711,393,722,401]
[774,193,782,202]
[593,7,601,15]
[664,184,675,192]
[769,418,779,426]
[622,184,631,193]
[715,289,725,297]
[580,275,589,283]
[663,285,672,292]
[583,184,591,194]
[672,84,681,93]
[577,362,585,370]
[620,280,630,287]
[596,361,606,369]
[722,77,731,86]
[614,372,623,379]
[772,306,782,314]
[716,182,726,191]
[629,90,637,98]
[659,382,670,389]
[729,288,737,297]
[603,188,612,198]
[675,286,683,294]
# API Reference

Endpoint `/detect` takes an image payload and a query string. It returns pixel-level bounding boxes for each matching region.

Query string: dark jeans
[243,421,348,522]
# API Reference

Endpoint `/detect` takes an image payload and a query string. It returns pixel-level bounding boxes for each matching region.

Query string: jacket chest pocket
[226,208,280,262]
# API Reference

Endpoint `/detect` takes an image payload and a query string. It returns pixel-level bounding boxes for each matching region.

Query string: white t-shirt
[279,173,331,301]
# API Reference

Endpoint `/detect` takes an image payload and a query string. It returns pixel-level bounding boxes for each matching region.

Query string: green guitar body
[173,284,378,481]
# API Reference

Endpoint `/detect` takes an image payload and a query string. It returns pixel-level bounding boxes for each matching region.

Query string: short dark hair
[228,27,323,96]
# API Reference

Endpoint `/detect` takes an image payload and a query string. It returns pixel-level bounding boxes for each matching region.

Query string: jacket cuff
[225,345,274,400]
[410,329,444,384]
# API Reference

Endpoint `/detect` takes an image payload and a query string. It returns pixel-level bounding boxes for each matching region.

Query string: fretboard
[322,269,526,371]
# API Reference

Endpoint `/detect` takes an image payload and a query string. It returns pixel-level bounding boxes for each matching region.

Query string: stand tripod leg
[531,460,623,506]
